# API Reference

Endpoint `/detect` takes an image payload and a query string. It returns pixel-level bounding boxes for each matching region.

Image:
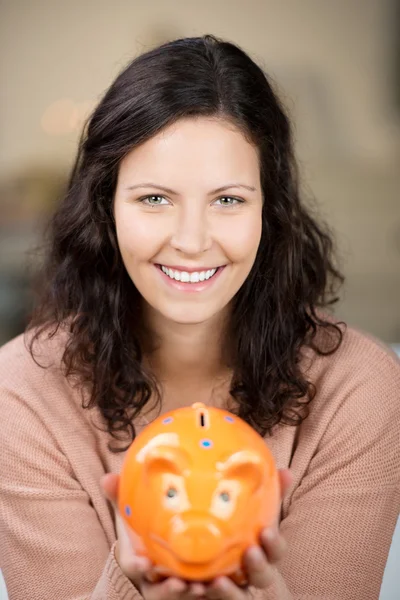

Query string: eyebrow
[124,182,257,195]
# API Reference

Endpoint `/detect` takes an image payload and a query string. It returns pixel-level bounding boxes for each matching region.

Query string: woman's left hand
[204,468,293,599]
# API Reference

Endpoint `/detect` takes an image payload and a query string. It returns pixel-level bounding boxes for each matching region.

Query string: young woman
[0,35,399,600]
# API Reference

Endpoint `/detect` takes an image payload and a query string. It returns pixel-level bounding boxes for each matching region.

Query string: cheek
[115,211,160,262]
[220,213,262,263]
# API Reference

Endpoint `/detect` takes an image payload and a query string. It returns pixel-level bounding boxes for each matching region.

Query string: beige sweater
[0,324,399,600]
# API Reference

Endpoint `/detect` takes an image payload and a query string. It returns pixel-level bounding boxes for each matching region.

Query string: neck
[141,305,232,385]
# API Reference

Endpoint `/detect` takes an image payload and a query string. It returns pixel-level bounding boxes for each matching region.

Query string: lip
[155,264,226,293]
[158,265,223,273]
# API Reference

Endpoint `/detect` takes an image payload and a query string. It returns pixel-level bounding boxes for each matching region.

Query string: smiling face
[113,117,263,326]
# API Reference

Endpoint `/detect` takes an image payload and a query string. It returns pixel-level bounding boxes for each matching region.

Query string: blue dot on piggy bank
[162,416,173,424]
[224,415,234,423]
[125,505,132,517]
[200,439,213,448]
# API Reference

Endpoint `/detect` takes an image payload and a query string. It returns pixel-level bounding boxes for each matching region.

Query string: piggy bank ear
[220,450,265,494]
[144,446,190,478]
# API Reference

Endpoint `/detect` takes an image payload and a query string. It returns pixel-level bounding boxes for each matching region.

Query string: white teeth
[161,266,218,283]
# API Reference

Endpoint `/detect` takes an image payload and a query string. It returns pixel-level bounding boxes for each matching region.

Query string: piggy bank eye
[165,486,181,509]
[166,487,178,498]
[161,474,190,512]
[210,481,239,519]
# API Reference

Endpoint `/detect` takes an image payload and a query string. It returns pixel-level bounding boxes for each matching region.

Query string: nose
[169,205,212,255]
[168,520,223,563]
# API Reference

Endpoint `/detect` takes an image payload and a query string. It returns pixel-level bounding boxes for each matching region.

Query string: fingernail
[247,545,265,562]
[263,528,277,542]
[207,579,227,597]
[170,578,187,592]
[191,589,205,598]
[135,557,150,572]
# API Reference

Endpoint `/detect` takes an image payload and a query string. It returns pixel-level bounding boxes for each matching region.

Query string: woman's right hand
[101,473,207,598]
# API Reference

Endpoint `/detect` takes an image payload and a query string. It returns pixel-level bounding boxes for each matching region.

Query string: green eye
[144,195,165,205]
[166,487,178,498]
[219,492,230,502]
[215,197,243,206]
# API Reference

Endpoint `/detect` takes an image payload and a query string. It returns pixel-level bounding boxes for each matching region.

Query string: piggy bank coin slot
[197,410,209,429]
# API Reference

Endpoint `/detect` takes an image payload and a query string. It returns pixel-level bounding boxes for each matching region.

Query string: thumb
[100,473,153,585]
[100,473,119,509]
[278,468,293,498]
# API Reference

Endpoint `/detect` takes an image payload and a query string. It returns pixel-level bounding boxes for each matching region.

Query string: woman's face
[113,117,263,326]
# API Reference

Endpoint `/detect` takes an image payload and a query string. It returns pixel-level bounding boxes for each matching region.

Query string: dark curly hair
[26,34,345,452]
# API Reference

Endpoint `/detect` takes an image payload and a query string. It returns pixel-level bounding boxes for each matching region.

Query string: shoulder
[0,324,90,436]
[305,320,400,413]
[277,321,400,521]
[296,321,400,484]
[0,324,69,383]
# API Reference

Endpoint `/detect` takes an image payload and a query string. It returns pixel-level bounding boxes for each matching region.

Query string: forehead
[117,117,261,188]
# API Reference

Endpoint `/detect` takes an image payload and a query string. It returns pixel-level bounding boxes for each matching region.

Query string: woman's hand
[100,473,152,590]
[203,469,293,599]
[101,468,293,599]
[101,473,208,598]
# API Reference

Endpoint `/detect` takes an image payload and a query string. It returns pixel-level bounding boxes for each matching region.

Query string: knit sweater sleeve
[0,384,143,600]
[251,342,400,600]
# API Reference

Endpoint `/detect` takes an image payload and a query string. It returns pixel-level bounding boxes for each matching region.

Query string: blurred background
[0,0,399,346]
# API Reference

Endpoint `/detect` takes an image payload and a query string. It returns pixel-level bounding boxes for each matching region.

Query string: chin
[160,306,225,326]
[166,313,215,326]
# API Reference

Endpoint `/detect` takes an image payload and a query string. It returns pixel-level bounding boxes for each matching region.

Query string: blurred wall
[0,0,399,343]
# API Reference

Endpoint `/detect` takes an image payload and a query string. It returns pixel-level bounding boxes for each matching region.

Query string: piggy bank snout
[168,519,223,563]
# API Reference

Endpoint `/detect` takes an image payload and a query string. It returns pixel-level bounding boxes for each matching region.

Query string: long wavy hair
[27,34,345,452]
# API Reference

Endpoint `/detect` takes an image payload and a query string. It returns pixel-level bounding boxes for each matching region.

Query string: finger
[278,468,293,498]
[141,576,188,599]
[100,473,119,507]
[123,555,153,585]
[113,525,152,587]
[111,494,154,585]
[188,581,207,597]
[142,566,162,583]
[142,575,205,598]
[260,526,287,563]
[206,576,247,600]
[242,545,275,589]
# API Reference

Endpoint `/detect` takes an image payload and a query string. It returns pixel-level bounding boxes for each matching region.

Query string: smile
[160,265,219,283]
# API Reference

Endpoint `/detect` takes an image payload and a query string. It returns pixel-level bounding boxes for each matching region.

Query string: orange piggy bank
[118,402,280,583]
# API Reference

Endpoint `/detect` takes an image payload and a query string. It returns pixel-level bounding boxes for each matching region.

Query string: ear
[219,450,265,494]
[144,445,190,479]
